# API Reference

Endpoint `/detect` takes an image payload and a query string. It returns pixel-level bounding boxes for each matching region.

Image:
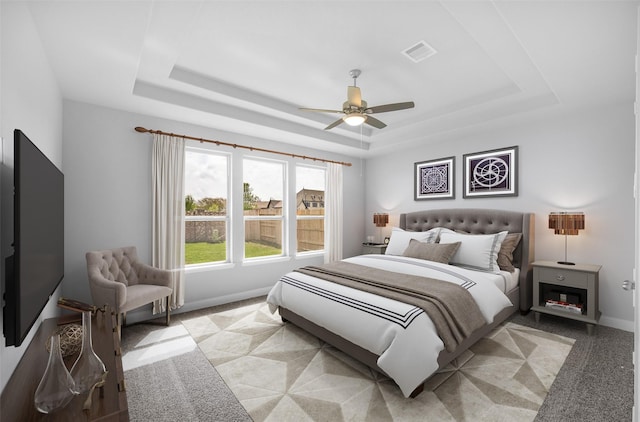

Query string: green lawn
[185,241,281,264]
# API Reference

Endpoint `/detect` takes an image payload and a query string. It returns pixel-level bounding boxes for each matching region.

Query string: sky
[185,150,227,200]
[185,150,325,201]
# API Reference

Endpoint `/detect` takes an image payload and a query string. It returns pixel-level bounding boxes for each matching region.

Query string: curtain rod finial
[135,127,149,133]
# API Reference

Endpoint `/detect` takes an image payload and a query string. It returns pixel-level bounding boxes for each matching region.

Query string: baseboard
[176,287,272,315]
[599,314,634,332]
[123,287,272,325]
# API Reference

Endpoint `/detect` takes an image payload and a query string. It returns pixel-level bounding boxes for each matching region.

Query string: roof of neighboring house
[297,188,325,209]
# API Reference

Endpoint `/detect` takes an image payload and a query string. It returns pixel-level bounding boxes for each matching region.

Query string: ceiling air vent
[402,40,437,63]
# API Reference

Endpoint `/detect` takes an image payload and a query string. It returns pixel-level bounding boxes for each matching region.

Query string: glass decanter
[34,334,77,413]
[70,311,106,393]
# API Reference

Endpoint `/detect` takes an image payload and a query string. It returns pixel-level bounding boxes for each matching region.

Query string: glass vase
[34,334,77,413]
[70,311,106,394]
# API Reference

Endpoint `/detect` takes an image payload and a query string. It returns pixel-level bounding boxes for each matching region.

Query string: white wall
[365,104,635,330]
[61,100,365,323]
[1,2,63,392]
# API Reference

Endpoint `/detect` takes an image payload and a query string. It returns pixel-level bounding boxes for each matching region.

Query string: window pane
[243,159,284,259]
[297,218,323,252]
[185,150,228,264]
[245,220,282,258]
[185,220,227,264]
[296,165,325,253]
[296,165,325,194]
[185,150,228,215]
[243,159,283,211]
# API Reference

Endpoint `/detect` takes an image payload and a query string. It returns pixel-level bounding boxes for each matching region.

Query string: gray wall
[365,104,635,329]
[1,2,64,391]
[61,100,365,322]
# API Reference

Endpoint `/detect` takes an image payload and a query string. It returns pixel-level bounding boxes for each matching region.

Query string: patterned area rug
[181,302,575,422]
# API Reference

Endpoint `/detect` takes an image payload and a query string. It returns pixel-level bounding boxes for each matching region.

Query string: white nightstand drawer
[537,267,588,289]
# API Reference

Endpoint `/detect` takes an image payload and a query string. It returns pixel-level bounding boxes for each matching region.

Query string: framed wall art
[414,156,455,200]
[463,146,518,198]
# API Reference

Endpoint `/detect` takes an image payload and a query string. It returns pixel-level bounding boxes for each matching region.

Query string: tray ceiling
[24,1,637,157]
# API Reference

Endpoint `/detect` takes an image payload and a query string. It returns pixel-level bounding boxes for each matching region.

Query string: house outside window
[296,165,325,254]
[243,158,285,259]
[184,148,230,265]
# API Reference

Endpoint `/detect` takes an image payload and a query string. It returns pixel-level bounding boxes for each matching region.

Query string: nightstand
[362,243,387,254]
[531,260,601,335]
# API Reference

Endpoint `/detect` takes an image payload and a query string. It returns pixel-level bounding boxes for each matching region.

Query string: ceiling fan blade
[364,116,387,129]
[324,118,345,130]
[347,86,362,107]
[299,107,343,114]
[367,101,415,114]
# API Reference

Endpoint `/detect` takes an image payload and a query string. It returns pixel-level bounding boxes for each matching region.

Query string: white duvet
[266,254,513,397]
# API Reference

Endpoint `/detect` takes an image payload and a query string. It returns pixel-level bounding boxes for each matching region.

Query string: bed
[267,208,535,398]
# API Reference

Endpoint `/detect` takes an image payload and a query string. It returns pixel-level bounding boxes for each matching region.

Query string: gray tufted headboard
[399,208,535,312]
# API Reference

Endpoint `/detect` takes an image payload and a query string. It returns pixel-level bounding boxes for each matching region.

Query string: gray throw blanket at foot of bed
[295,261,485,352]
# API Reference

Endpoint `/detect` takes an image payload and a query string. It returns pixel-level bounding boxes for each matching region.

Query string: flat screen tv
[3,129,64,347]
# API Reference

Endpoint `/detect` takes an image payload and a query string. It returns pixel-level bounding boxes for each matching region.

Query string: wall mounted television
[3,129,64,347]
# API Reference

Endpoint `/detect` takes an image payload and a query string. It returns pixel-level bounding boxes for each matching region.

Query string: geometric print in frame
[463,146,518,198]
[414,156,455,200]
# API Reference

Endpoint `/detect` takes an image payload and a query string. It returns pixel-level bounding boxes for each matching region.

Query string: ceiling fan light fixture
[300,69,413,130]
[343,113,367,126]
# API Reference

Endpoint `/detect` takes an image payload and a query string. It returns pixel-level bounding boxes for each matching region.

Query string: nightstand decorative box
[362,243,387,254]
[531,260,601,335]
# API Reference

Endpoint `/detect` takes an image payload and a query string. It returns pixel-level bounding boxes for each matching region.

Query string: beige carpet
[181,302,575,422]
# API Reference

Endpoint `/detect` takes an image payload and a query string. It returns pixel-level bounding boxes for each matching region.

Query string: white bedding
[501,267,520,293]
[266,254,513,397]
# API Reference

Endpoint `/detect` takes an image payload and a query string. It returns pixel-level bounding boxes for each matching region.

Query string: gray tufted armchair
[86,246,173,330]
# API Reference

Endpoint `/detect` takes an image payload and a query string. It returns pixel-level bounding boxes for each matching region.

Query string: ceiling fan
[300,69,415,130]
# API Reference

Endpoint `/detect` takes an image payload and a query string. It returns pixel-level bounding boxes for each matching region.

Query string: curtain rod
[134,127,352,167]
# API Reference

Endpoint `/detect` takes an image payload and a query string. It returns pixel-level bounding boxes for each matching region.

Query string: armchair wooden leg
[165,296,170,326]
[116,313,123,340]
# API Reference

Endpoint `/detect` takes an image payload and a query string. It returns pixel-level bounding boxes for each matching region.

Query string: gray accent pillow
[403,239,461,264]
[497,233,522,272]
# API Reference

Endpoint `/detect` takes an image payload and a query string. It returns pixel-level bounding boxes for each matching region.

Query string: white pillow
[438,231,508,272]
[385,227,439,256]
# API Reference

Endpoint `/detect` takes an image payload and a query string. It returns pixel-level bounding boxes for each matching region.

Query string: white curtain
[324,163,343,263]
[151,134,185,312]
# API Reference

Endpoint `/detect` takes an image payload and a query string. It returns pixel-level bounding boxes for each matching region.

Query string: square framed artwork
[414,156,455,200]
[463,146,518,198]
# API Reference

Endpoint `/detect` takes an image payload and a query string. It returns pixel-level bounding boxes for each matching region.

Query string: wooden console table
[0,308,128,421]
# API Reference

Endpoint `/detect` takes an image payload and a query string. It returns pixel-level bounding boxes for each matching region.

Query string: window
[184,152,324,265]
[243,158,285,259]
[184,148,229,265]
[296,165,325,253]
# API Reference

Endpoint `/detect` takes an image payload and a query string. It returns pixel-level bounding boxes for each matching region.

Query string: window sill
[184,252,322,272]
[295,251,325,260]
[242,255,292,266]
[186,262,236,273]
